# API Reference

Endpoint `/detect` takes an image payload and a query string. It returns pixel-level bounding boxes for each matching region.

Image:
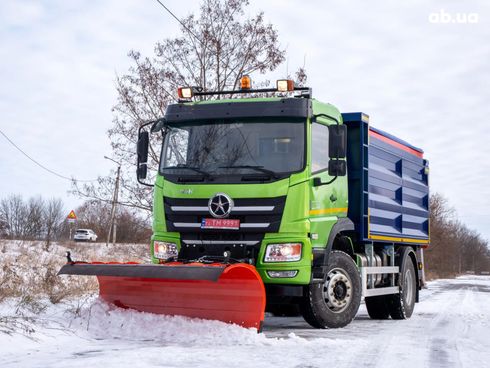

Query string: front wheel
[300,251,361,328]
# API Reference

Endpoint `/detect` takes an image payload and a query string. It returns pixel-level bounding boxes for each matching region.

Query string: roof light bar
[178,87,193,99]
[277,79,295,92]
[175,82,311,99]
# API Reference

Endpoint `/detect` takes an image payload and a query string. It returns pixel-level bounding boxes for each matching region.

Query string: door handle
[330,194,337,202]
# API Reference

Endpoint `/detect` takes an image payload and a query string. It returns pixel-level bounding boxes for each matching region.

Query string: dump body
[343,113,429,245]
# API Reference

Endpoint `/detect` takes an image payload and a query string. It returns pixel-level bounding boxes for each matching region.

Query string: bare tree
[0,218,7,238]
[74,200,151,243]
[0,194,28,239]
[115,208,152,244]
[0,195,65,244]
[74,200,111,237]
[72,0,307,213]
[43,198,64,250]
[425,193,490,278]
[24,196,45,240]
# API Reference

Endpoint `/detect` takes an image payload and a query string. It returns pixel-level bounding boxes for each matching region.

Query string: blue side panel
[343,113,369,240]
[343,112,429,244]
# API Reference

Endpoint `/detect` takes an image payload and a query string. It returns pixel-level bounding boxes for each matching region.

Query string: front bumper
[151,233,312,285]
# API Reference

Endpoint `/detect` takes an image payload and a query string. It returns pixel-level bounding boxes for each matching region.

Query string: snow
[2,276,490,368]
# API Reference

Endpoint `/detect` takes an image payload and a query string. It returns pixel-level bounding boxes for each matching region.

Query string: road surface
[1,276,489,368]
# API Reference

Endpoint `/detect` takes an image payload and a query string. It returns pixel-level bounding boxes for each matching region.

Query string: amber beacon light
[240,75,252,90]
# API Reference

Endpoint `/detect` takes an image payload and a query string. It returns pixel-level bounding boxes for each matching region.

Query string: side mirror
[137,163,148,180]
[328,125,347,159]
[328,159,346,177]
[137,131,149,180]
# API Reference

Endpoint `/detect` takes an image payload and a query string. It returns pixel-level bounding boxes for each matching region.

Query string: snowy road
[1,276,490,368]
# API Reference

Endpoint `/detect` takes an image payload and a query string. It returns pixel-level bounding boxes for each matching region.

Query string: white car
[74,229,98,242]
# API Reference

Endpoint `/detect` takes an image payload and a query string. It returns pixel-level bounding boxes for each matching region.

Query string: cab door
[309,120,343,247]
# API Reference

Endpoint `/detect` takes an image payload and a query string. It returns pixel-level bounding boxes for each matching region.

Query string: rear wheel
[388,252,417,319]
[300,251,361,328]
[365,295,390,319]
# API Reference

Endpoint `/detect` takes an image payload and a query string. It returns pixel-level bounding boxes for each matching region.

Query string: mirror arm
[137,175,154,187]
[150,118,167,134]
[138,120,154,137]
[313,176,338,187]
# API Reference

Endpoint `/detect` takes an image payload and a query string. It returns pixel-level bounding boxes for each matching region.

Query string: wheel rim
[404,267,414,306]
[323,268,353,313]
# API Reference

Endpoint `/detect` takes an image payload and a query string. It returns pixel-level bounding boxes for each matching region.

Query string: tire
[365,295,390,319]
[266,303,301,317]
[388,251,417,319]
[300,250,362,328]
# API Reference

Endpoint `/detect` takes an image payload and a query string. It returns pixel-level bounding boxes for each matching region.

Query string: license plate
[201,218,240,230]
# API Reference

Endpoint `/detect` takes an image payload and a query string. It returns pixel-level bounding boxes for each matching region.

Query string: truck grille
[164,196,286,261]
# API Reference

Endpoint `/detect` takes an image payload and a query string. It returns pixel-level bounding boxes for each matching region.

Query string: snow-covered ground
[1,275,489,368]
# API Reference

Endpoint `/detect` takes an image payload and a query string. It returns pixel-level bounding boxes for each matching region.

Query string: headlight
[264,243,302,262]
[153,241,178,260]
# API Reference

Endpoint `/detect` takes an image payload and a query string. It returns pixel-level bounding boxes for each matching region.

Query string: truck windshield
[160,119,305,180]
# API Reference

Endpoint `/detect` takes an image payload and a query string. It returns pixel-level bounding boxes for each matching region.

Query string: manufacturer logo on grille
[208,193,234,218]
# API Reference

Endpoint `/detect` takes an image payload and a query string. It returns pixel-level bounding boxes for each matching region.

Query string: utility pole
[105,156,121,247]
[112,164,120,246]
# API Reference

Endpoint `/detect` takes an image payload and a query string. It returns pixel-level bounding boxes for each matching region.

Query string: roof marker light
[178,87,193,99]
[240,75,251,90]
[277,79,294,92]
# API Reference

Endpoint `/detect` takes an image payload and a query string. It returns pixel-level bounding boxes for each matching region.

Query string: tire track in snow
[266,277,490,368]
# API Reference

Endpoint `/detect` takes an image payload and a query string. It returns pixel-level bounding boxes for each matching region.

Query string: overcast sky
[0,0,489,240]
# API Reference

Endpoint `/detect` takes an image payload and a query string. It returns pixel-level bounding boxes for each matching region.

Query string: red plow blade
[59,262,266,330]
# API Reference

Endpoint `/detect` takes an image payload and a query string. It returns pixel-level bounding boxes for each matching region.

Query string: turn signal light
[277,79,294,92]
[178,87,193,99]
[240,75,251,90]
[267,270,298,278]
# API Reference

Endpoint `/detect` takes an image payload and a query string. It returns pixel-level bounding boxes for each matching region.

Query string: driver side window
[164,128,189,167]
[311,122,329,173]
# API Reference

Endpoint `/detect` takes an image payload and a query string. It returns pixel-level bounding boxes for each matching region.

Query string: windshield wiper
[162,165,211,178]
[218,165,279,179]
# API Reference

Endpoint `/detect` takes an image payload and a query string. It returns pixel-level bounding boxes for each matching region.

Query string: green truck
[60,77,429,330]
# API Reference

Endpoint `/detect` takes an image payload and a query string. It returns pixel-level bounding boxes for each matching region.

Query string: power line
[0,129,97,183]
[153,0,203,45]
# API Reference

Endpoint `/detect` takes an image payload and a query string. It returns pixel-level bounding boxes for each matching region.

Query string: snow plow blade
[58,262,266,330]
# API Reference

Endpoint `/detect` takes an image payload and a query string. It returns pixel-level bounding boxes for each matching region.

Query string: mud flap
[58,262,266,330]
